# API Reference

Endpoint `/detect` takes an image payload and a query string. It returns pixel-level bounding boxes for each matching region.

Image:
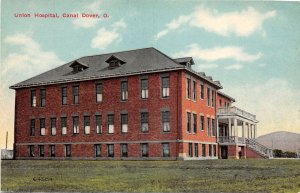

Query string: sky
[1,0,300,149]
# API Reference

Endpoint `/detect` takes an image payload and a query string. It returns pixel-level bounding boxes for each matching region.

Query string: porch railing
[217,106,256,121]
[218,136,245,144]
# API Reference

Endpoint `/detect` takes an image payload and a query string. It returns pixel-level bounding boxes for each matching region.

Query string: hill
[256,131,300,152]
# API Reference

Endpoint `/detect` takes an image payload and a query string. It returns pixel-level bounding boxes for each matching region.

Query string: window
[73,116,79,134]
[121,114,128,133]
[161,77,170,98]
[84,116,90,134]
[73,85,79,104]
[121,144,128,157]
[200,115,204,131]
[188,143,193,157]
[49,145,55,157]
[193,113,197,133]
[209,144,212,157]
[107,144,114,157]
[186,78,191,99]
[186,112,191,133]
[202,144,206,157]
[200,84,204,99]
[192,80,196,100]
[141,143,148,157]
[30,119,35,136]
[207,118,211,136]
[95,144,101,157]
[141,112,149,132]
[65,144,71,157]
[212,119,215,136]
[107,114,114,134]
[61,117,67,135]
[162,111,170,132]
[31,90,36,107]
[121,81,128,101]
[96,83,103,103]
[213,145,217,157]
[40,118,45,136]
[50,118,56,136]
[29,145,34,157]
[194,144,198,157]
[219,99,222,107]
[95,115,102,134]
[162,143,170,157]
[61,87,67,105]
[38,145,44,157]
[141,79,148,99]
[40,89,46,107]
[211,90,215,107]
[207,87,211,106]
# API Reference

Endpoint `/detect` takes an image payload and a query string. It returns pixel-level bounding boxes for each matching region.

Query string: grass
[1,159,300,192]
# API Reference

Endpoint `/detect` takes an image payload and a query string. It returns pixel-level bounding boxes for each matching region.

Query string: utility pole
[6,131,8,150]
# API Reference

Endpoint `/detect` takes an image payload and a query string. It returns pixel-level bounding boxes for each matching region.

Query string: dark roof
[174,57,194,65]
[217,91,236,102]
[10,47,222,89]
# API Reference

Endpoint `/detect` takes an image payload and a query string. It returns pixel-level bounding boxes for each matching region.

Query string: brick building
[10,48,273,160]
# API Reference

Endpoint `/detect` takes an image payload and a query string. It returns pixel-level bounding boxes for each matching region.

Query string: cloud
[72,1,103,28]
[224,64,243,70]
[225,78,300,136]
[0,33,64,149]
[175,44,262,63]
[91,19,126,49]
[155,6,276,39]
[192,63,219,71]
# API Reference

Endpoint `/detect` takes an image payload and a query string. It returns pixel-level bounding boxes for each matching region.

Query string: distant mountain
[256,131,300,152]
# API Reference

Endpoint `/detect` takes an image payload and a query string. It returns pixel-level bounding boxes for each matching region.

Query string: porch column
[254,124,257,140]
[242,121,245,143]
[234,118,237,143]
[228,118,231,142]
[223,125,225,136]
[247,123,249,139]
[250,124,253,139]
[216,118,219,142]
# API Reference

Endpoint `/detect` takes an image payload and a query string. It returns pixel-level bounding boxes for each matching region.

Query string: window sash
[192,80,196,100]
[207,87,211,106]
[73,86,79,104]
[65,145,71,157]
[186,78,191,99]
[141,144,148,157]
[187,112,191,132]
[29,145,34,157]
[188,143,193,157]
[212,119,215,136]
[95,144,101,157]
[107,144,114,157]
[207,118,211,136]
[40,118,45,136]
[61,117,67,135]
[31,90,36,107]
[193,114,197,133]
[141,79,148,89]
[162,77,170,97]
[194,144,198,157]
[62,87,67,104]
[40,89,46,107]
[121,144,128,157]
[200,116,204,131]
[200,84,204,99]
[50,145,55,157]
[162,143,170,157]
[73,117,79,134]
[39,145,44,157]
[202,144,206,157]
[95,115,102,134]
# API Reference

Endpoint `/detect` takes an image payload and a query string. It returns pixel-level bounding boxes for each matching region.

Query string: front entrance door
[221,146,228,159]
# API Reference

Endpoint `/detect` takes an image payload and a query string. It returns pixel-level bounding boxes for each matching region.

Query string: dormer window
[69,60,89,73]
[105,55,126,69]
[174,57,194,69]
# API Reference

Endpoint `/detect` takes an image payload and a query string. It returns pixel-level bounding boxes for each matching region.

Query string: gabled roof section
[69,60,89,68]
[9,47,223,89]
[105,55,126,64]
[217,91,236,102]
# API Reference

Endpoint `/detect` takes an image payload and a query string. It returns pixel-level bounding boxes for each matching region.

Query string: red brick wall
[14,71,181,159]
[14,70,222,160]
[246,147,264,159]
